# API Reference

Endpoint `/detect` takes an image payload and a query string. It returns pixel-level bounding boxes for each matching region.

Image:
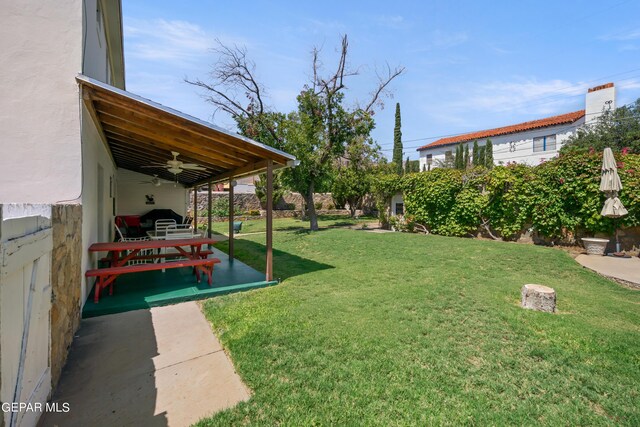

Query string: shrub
[315,202,323,210]
[247,210,260,216]
[210,197,229,218]
[380,152,640,240]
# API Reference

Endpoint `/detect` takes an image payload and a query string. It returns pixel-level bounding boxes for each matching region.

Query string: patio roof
[76,74,296,187]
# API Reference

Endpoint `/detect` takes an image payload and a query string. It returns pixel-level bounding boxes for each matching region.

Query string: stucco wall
[117,169,189,217]
[79,0,121,305]
[0,0,83,203]
[83,0,112,85]
[80,103,117,304]
[418,120,584,171]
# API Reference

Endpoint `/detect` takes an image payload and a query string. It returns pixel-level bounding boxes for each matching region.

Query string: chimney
[585,82,615,124]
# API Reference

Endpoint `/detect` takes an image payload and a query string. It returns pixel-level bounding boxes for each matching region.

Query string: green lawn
[208,214,373,235]
[197,227,640,426]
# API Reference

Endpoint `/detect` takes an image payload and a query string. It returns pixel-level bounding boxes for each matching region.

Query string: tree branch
[363,63,406,113]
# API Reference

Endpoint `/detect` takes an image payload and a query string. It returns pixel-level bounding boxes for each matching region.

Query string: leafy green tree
[485,139,494,169]
[561,99,640,154]
[404,157,420,173]
[333,138,381,217]
[472,140,480,166]
[255,171,286,208]
[393,103,403,175]
[187,36,404,230]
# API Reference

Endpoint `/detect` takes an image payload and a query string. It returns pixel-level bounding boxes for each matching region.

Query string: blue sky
[122,0,640,159]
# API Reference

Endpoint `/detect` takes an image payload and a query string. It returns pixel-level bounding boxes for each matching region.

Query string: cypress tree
[479,145,486,168]
[464,144,470,169]
[405,156,410,173]
[472,140,479,166]
[485,139,494,169]
[453,145,459,169]
[392,103,403,175]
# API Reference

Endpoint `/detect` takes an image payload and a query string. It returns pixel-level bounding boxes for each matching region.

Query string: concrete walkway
[41,302,250,427]
[575,254,640,287]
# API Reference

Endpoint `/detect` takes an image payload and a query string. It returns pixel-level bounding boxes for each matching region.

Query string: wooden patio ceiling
[76,75,296,188]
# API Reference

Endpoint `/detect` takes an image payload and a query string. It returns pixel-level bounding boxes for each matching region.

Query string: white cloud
[443,78,593,116]
[124,18,249,64]
[429,30,468,49]
[599,28,640,41]
[618,44,639,52]
[407,30,469,54]
[373,15,410,30]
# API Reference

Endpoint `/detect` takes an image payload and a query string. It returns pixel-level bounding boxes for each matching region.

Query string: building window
[533,135,557,152]
[395,203,404,215]
[444,151,453,162]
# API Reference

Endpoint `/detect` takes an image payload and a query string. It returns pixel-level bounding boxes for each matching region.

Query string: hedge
[373,151,640,239]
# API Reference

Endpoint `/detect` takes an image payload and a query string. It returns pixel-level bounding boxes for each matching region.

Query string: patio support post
[228,177,234,260]
[207,182,212,239]
[193,187,198,228]
[266,160,273,281]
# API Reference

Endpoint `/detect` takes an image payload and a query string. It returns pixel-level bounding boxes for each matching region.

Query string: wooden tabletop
[88,237,222,252]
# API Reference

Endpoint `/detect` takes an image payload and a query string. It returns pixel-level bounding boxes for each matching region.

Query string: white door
[1,216,53,427]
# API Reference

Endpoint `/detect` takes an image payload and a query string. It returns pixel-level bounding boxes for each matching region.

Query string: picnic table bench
[87,237,223,303]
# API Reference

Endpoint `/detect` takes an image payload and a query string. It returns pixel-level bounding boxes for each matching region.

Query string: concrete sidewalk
[41,302,250,427]
[576,254,640,287]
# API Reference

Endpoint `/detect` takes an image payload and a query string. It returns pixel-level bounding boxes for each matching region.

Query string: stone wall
[189,192,337,213]
[50,204,82,389]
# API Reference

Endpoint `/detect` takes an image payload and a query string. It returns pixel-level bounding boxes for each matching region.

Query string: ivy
[373,152,640,239]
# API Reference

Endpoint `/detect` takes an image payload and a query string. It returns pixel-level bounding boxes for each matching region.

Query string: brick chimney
[585,82,615,124]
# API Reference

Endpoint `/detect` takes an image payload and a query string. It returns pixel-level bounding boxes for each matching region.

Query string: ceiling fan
[142,151,206,175]
[138,174,167,187]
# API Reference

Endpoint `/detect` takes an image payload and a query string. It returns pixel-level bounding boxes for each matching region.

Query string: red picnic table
[87,237,224,303]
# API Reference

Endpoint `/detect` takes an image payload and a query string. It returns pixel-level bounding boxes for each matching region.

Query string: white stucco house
[416,83,616,170]
[0,1,294,424]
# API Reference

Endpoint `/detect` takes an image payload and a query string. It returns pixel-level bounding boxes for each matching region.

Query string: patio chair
[119,236,155,266]
[155,219,177,236]
[163,225,198,260]
[114,218,130,241]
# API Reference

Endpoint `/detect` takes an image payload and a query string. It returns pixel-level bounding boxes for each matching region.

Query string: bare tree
[185,41,281,143]
[186,35,405,231]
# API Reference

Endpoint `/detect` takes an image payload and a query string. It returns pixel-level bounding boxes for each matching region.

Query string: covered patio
[77,75,296,314]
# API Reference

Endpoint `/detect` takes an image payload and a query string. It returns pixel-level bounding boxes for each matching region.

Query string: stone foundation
[50,204,82,389]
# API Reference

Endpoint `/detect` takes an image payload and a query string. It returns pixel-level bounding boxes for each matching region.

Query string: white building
[417,83,616,170]
[0,2,294,424]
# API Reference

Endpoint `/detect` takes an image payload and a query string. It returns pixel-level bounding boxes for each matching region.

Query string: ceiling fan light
[168,167,183,174]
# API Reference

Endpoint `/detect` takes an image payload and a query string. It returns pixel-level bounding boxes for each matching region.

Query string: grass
[207,214,374,235]
[197,226,640,426]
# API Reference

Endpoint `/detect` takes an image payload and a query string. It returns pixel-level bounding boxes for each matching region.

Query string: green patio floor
[82,247,277,318]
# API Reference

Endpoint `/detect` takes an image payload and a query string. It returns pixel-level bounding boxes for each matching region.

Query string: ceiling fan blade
[141,164,168,168]
[181,164,206,170]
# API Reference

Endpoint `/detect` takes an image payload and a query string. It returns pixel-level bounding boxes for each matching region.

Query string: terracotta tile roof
[588,82,613,93]
[417,110,585,151]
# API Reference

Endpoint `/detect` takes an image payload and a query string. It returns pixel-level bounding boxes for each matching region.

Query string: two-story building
[416,83,616,170]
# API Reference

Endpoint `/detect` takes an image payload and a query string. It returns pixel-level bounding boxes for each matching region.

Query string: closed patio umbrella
[600,147,627,252]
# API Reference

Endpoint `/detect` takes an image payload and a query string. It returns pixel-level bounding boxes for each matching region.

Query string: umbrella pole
[615,219,621,253]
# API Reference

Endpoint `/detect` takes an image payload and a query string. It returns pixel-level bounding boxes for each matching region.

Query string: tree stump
[521,284,556,313]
